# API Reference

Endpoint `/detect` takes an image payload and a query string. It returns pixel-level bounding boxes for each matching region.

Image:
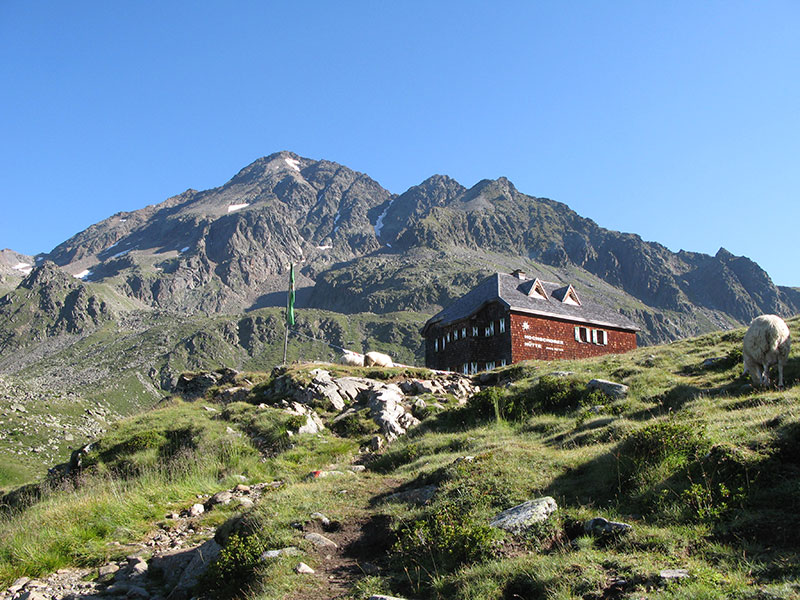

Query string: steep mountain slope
[23,151,800,344]
[0,249,34,295]
[44,151,392,313]
[372,176,797,325]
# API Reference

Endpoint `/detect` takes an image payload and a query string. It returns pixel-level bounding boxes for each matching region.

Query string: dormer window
[526,278,549,300]
[562,285,581,305]
[552,284,581,306]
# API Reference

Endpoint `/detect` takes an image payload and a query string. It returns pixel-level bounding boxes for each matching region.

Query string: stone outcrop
[587,378,629,399]
[490,497,558,533]
[257,367,478,445]
[583,516,632,536]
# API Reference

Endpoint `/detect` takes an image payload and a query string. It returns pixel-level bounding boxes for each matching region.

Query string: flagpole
[283,263,295,366]
[282,322,289,366]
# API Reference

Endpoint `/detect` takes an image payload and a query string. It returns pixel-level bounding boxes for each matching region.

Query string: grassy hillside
[0,316,798,599]
[0,306,427,483]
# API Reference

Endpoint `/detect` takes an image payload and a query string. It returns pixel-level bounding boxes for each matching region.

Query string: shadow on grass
[627,380,756,422]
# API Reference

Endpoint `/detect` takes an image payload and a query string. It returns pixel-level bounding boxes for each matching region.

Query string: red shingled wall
[424,302,637,371]
[509,311,637,362]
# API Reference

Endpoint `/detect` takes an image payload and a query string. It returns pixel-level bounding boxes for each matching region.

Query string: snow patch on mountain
[12,262,33,275]
[374,198,395,239]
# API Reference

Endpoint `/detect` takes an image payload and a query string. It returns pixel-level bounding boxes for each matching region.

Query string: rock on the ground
[490,497,558,533]
[188,503,204,517]
[385,485,437,505]
[282,400,325,434]
[260,546,302,560]
[18,591,49,600]
[660,568,690,580]
[587,379,628,399]
[584,517,632,536]
[161,539,221,600]
[310,512,331,527]
[308,469,347,479]
[97,563,120,582]
[304,532,338,549]
[207,490,233,506]
[295,562,315,574]
[368,385,419,442]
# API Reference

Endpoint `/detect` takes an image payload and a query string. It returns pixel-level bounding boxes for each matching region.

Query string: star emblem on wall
[522,322,530,330]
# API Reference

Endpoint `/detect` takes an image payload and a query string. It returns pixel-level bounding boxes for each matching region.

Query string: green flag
[286,263,296,326]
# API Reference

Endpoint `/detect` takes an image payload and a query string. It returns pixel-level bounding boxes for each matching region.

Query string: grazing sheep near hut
[742,315,791,388]
[339,351,364,367]
[364,351,394,368]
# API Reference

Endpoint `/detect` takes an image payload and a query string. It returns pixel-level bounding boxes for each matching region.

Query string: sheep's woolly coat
[339,352,364,367]
[742,314,791,387]
[364,351,394,368]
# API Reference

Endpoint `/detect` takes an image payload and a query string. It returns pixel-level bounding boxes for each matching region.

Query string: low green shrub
[467,377,610,422]
[617,419,717,517]
[465,387,507,421]
[621,420,709,471]
[370,444,421,473]
[527,375,589,412]
[394,504,499,577]
[202,533,267,596]
[330,412,378,438]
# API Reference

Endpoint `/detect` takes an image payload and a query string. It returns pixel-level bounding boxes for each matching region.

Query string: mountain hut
[421,270,639,373]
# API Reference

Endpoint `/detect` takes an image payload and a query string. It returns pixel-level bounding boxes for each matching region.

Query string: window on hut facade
[500,358,507,367]
[435,339,439,352]
[574,326,590,343]
[593,329,608,345]
[453,329,458,341]
[485,361,496,371]
[499,318,506,333]
[485,322,495,336]
[447,332,451,343]
[472,326,479,337]
[462,364,469,375]
[470,362,478,375]
[462,327,467,338]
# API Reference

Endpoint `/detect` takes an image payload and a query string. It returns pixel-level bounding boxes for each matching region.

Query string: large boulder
[587,379,628,399]
[368,385,419,442]
[490,497,558,533]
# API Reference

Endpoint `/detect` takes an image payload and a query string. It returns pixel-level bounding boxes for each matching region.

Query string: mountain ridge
[4,151,797,346]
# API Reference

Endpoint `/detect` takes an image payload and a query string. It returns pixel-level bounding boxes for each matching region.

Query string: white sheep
[339,351,364,367]
[364,351,394,368]
[742,314,791,388]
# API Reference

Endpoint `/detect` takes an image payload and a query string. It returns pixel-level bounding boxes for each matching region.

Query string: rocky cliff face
[43,152,390,313]
[0,261,113,350]
[24,151,798,344]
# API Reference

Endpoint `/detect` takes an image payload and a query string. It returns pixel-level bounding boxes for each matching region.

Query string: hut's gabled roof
[422,272,639,333]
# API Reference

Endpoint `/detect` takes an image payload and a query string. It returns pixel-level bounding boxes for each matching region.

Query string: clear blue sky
[1,1,798,285]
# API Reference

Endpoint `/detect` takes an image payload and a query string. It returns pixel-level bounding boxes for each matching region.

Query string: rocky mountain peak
[17,154,798,344]
[20,260,79,291]
[228,151,310,186]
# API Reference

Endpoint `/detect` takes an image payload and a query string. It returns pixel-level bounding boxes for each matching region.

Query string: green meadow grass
[0,316,798,599]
